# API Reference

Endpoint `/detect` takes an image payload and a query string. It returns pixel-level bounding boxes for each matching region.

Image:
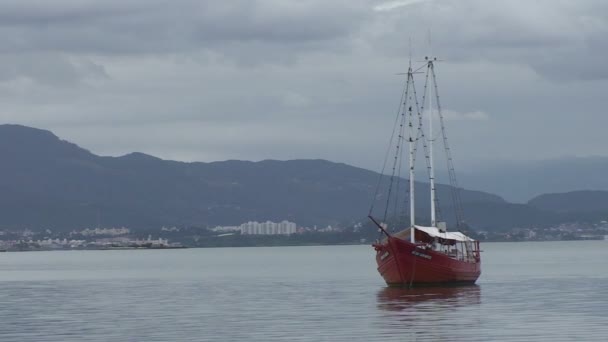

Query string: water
[0,241,607,341]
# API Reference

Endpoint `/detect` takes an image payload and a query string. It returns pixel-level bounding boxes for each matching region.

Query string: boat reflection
[375,286,482,339]
[377,285,481,312]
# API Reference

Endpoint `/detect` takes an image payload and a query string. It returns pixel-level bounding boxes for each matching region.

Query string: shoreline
[1,238,604,252]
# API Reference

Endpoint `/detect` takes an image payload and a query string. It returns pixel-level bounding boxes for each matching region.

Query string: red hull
[373,237,481,286]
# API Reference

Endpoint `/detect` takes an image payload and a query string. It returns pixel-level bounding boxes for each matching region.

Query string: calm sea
[0,241,606,341]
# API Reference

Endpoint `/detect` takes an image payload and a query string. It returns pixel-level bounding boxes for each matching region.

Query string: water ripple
[0,242,606,341]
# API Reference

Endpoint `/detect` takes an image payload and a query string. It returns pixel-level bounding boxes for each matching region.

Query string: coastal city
[0,219,606,252]
[212,220,298,235]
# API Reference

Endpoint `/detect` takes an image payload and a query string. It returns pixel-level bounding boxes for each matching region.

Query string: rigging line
[383,78,411,223]
[412,63,443,223]
[408,73,426,220]
[403,71,420,225]
[426,61,442,224]
[412,64,430,167]
[412,63,428,74]
[392,90,409,228]
[393,70,418,226]
[414,62,442,221]
[430,64,465,228]
[393,80,412,225]
[402,84,416,225]
[402,39,415,227]
[369,74,409,216]
[392,111,407,227]
[410,66,427,166]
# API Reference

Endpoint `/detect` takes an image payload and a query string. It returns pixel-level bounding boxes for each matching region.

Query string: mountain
[0,124,603,232]
[0,124,518,232]
[456,157,608,203]
[528,190,608,214]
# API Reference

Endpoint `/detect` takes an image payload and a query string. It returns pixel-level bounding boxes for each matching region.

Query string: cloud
[0,0,370,56]
[0,53,107,85]
[281,92,311,108]
[366,0,608,80]
[0,1,606,79]
[373,0,428,12]
[0,0,607,171]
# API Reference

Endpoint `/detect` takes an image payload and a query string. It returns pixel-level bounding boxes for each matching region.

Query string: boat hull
[373,237,481,287]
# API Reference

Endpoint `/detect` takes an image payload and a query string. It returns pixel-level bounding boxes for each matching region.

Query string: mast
[408,61,416,243]
[408,99,415,228]
[427,57,437,227]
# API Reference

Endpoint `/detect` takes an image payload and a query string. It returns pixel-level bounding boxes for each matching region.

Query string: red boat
[368,55,481,286]
[372,224,481,286]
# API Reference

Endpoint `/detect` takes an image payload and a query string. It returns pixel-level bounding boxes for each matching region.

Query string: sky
[0,0,607,172]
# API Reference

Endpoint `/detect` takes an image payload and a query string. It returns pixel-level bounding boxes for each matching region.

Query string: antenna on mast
[408,36,413,68]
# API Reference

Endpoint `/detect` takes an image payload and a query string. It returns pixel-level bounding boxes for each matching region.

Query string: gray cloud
[366,0,608,80]
[0,1,369,55]
[0,0,607,172]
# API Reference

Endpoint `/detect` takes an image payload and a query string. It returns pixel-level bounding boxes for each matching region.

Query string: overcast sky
[0,0,607,172]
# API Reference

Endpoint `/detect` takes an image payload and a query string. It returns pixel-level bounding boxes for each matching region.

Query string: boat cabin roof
[413,225,475,242]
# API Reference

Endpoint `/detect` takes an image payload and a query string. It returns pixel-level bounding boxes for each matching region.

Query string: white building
[239,220,296,235]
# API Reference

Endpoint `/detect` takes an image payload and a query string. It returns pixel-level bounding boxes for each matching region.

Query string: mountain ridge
[0,124,604,232]
[456,156,608,202]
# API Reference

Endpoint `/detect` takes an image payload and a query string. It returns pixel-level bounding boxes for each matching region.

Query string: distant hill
[456,157,608,203]
[528,190,608,214]
[0,124,602,232]
[0,124,502,231]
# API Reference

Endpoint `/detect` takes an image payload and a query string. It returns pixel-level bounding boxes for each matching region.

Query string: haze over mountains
[455,158,608,203]
[0,124,606,232]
